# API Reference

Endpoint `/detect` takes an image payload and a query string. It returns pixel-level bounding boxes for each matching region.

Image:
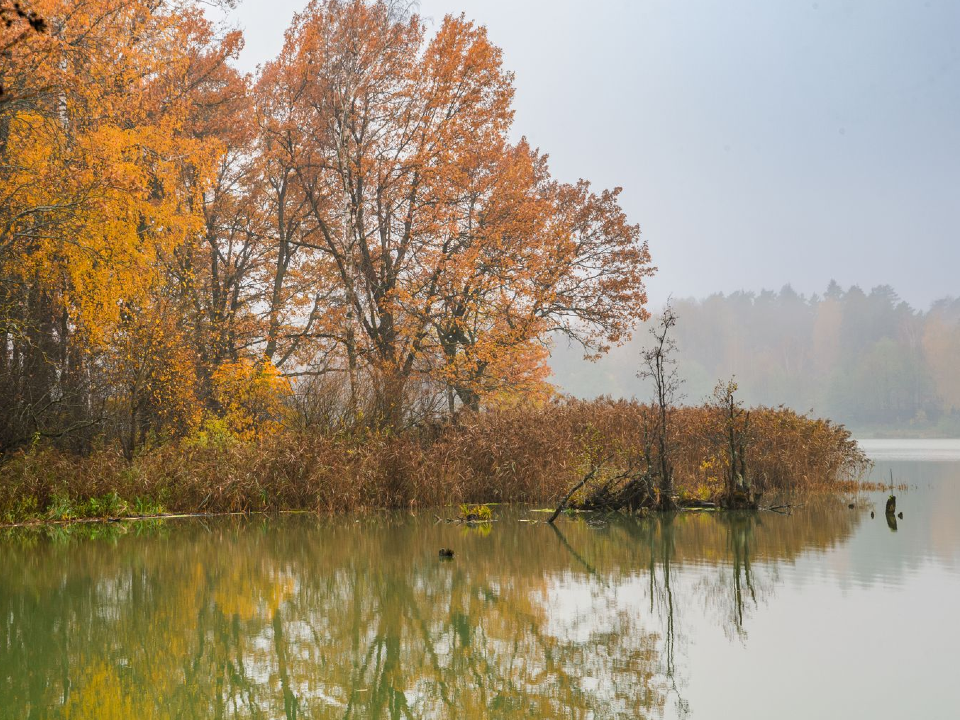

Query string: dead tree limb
[548,465,602,525]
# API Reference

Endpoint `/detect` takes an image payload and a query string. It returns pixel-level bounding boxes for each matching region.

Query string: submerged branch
[548,464,603,524]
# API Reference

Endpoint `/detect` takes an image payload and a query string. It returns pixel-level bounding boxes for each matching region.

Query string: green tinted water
[2,440,959,718]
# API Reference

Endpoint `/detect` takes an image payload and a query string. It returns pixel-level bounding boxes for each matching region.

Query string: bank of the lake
[0,439,957,718]
[0,400,866,525]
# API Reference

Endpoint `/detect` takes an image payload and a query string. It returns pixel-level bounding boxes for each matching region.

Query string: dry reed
[0,399,869,523]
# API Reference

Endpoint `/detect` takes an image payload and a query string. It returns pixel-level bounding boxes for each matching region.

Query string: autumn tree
[922,299,960,416]
[168,37,260,387]
[262,0,652,424]
[0,0,240,451]
[0,0,47,108]
[103,294,202,458]
[1,0,654,449]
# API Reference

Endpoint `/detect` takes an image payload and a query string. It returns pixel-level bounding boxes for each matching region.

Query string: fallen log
[548,465,602,524]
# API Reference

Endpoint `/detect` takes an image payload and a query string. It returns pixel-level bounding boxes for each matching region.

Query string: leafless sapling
[638,304,682,510]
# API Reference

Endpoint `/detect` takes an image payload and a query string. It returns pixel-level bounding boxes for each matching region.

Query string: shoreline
[1,483,899,532]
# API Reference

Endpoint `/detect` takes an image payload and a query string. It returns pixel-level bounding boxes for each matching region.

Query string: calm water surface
[2,440,959,718]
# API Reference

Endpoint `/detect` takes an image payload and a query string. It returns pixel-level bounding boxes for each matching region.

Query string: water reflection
[0,496,870,720]
[886,510,898,532]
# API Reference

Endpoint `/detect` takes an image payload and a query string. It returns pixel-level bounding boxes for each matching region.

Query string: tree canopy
[0,0,653,452]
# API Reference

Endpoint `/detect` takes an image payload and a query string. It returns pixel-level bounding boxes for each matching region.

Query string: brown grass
[0,399,869,524]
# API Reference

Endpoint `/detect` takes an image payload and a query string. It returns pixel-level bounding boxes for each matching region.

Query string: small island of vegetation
[0,0,867,527]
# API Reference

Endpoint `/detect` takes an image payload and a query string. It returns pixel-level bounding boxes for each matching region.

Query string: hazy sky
[226,0,959,310]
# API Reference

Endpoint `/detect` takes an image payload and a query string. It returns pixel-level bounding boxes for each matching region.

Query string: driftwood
[548,465,602,524]
[547,456,775,521]
[1,510,259,530]
[584,471,656,512]
[434,514,497,525]
[763,503,802,515]
[679,499,717,509]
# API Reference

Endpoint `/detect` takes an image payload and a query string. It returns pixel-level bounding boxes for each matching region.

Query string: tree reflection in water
[0,502,860,719]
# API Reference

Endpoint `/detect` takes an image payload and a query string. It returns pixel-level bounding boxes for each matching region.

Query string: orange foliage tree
[258,0,652,422]
[1,0,653,451]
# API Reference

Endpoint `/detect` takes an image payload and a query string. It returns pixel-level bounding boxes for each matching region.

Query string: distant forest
[551,283,960,436]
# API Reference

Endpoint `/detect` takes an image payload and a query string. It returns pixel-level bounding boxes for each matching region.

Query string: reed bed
[0,399,869,524]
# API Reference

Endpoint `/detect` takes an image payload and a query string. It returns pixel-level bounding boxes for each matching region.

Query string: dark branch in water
[763,504,802,515]
[548,463,603,524]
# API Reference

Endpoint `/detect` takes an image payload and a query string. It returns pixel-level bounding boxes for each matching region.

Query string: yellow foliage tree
[209,357,291,441]
[0,0,240,449]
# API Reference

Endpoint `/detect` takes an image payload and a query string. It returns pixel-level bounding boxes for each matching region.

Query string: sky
[224,0,960,310]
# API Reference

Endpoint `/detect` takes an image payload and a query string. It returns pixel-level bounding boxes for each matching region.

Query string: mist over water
[551,283,960,436]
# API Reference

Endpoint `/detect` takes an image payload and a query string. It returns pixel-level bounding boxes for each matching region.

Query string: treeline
[554,283,960,435]
[0,0,652,455]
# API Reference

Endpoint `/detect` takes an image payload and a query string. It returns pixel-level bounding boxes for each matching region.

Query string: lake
[2,440,959,718]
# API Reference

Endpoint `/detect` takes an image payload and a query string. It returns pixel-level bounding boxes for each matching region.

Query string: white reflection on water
[858,438,960,461]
